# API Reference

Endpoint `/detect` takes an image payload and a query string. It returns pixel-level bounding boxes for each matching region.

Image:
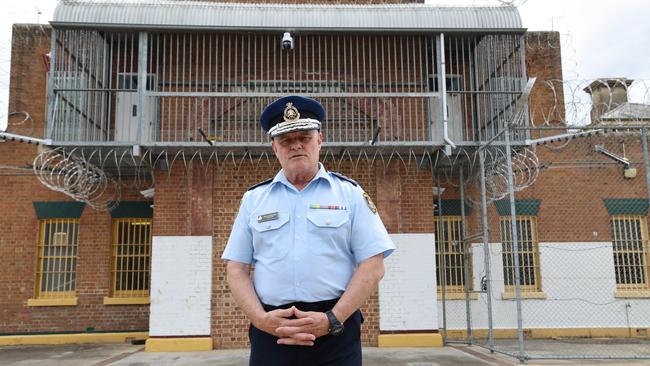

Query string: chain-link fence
[438,125,650,362]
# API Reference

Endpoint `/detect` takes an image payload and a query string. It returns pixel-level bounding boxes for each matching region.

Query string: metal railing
[46,29,527,148]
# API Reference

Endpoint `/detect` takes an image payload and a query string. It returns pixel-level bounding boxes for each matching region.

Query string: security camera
[281,32,293,50]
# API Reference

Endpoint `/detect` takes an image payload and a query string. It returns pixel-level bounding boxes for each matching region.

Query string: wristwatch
[325,310,345,336]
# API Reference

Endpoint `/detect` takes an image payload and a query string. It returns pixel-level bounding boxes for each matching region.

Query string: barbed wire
[32,147,121,211]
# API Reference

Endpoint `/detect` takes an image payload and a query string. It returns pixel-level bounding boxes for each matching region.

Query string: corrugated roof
[51,0,524,32]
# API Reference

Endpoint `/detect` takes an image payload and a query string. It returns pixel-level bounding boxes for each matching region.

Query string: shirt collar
[271,163,333,189]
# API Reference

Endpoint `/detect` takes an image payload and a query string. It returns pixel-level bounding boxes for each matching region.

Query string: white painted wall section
[380,233,438,331]
[441,241,650,330]
[149,236,213,337]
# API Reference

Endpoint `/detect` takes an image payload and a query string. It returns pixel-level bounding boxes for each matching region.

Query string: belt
[262,298,340,313]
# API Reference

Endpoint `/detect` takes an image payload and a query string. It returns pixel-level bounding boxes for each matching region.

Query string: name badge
[257,212,279,223]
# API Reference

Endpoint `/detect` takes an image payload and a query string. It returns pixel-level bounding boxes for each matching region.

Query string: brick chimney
[583,78,634,123]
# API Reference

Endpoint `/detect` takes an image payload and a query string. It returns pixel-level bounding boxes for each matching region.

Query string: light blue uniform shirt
[222,164,395,306]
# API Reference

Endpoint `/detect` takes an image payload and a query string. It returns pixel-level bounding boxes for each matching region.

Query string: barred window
[436,216,472,293]
[111,218,152,298]
[35,219,79,299]
[610,215,650,291]
[500,216,541,293]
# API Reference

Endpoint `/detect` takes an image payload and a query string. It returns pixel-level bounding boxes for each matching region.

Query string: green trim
[33,201,85,219]
[494,199,541,216]
[110,201,153,218]
[603,199,649,216]
[434,200,472,216]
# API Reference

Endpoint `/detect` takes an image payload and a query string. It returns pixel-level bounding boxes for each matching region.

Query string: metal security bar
[111,218,152,298]
[500,215,541,293]
[35,219,79,299]
[610,215,650,292]
[46,29,526,147]
[436,216,473,293]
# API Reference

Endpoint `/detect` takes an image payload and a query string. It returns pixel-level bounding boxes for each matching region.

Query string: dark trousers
[249,300,362,366]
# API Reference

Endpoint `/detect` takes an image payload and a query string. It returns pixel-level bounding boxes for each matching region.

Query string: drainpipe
[437,33,456,155]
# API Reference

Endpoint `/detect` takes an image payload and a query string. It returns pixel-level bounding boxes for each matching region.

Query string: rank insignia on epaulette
[363,192,377,214]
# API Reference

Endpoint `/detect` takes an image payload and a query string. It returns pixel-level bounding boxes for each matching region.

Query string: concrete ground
[2,343,650,366]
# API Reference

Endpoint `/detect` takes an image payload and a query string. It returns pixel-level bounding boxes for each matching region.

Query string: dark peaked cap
[259,96,325,138]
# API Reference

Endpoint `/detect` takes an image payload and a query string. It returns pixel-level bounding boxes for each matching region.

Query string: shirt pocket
[306,210,351,256]
[249,211,291,260]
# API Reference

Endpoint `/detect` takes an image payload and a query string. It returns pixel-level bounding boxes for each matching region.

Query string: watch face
[326,311,345,336]
[330,323,345,336]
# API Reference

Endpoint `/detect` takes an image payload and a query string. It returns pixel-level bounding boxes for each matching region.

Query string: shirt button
[265,224,271,229]
[297,215,302,219]
[325,219,332,226]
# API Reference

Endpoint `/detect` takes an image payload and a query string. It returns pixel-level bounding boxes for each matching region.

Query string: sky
[1,0,649,130]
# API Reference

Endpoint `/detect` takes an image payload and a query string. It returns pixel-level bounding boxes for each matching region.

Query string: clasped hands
[255,306,330,346]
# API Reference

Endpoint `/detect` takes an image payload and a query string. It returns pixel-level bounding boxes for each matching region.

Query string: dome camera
[282,32,293,51]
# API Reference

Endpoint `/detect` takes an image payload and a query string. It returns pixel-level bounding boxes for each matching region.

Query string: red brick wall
[0,25,151,334]
[0,175,152,334]
[9,21,625,349]
[208,157,434,347]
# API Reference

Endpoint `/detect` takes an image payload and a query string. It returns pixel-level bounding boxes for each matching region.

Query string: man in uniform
[222,96,394,366]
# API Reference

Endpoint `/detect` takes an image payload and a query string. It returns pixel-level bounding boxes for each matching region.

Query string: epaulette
[247,178,273,191]
[330,172,358,187]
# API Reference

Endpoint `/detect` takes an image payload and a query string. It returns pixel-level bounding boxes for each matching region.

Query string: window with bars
[111,218,152,298]
[610,215,650,292]
[436,216,472,293]
[500,216,541,293]
[35,219,79,299]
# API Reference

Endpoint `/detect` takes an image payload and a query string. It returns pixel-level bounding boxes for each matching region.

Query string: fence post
[642,128,650,204]
[435,171,447,345]
[505,126,526,363]
[459,167,473,345]
[478,148,495,352]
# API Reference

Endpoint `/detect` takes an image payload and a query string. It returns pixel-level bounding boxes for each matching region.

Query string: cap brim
[268,119,321,138]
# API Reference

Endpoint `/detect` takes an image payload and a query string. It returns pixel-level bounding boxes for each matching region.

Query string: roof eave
[49,21,527,34]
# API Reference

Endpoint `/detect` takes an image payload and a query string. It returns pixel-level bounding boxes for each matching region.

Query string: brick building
[1,0,649,351]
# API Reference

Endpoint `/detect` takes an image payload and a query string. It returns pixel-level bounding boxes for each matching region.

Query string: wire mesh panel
[35,219,79,299]
[440,127,650,362]
[111,218,152,298]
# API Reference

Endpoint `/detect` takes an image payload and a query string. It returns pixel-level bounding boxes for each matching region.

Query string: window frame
[109,218,153,299]
[610,215,650,293]
[34,218,80,300]
[499,215,542,294]
[436,215,473,295]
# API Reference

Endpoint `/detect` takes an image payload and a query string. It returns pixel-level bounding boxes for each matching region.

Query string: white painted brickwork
[442,241,650,330]
[379,233,438,331]
[149,236,213,336]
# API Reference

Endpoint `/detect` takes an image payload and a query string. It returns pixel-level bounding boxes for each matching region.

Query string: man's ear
[271,138,278,153]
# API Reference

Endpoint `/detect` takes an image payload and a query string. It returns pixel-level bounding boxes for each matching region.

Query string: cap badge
[284,102,300,122]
